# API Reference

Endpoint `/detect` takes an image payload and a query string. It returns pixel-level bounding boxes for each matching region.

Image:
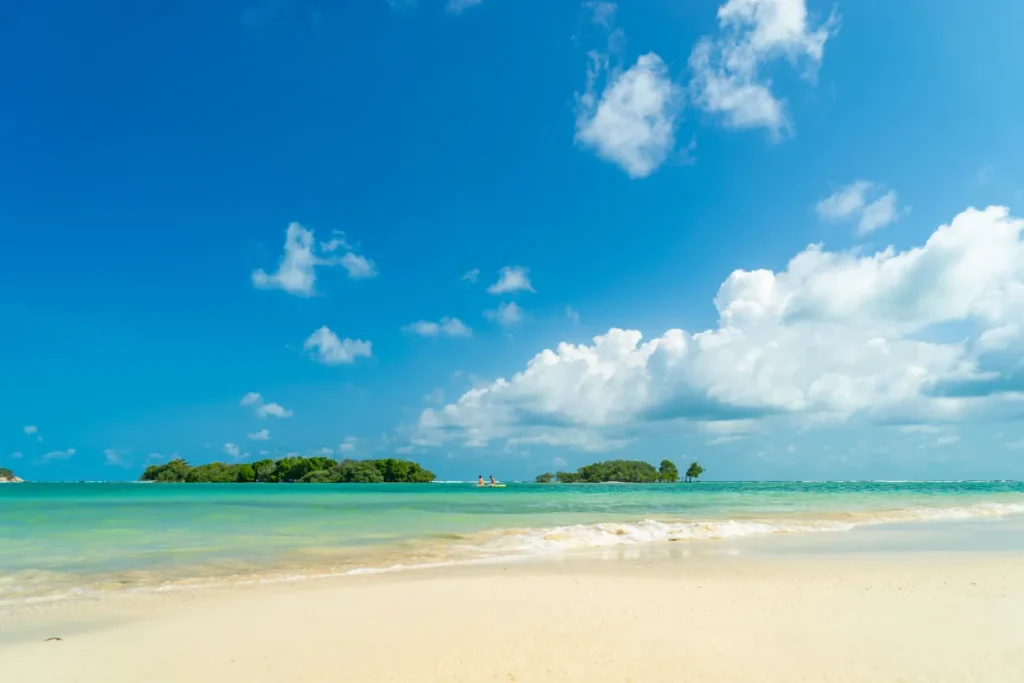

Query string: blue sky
[3,0,1024,481]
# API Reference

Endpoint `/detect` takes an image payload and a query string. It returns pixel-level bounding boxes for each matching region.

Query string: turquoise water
[2,481,1023,602]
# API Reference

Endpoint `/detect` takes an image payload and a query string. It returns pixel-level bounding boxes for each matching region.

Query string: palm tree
[684,462,704,483]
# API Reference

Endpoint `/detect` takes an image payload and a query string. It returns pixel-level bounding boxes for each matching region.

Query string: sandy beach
[4,544,1024,683]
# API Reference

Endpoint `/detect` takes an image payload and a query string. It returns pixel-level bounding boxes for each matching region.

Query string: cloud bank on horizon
[418,205,1024,451]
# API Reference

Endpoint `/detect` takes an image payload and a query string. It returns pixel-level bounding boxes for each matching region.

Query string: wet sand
[4,536,1024,683]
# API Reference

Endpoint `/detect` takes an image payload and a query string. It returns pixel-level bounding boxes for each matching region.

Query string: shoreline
[4,498,1024,607]
[4,536,1024,682]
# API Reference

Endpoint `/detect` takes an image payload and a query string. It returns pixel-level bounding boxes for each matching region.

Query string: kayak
[476,484,506,488]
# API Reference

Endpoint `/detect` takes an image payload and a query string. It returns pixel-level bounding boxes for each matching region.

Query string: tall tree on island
[658,459,679,482]
[684,462,704,483]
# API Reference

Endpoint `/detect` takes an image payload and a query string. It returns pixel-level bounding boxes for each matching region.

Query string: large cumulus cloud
[418,207,1024,449]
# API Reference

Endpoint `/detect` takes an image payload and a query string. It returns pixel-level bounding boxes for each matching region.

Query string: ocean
[2,480,1023,604]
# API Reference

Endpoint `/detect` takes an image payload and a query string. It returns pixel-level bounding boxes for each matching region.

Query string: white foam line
[4,500,1022,606]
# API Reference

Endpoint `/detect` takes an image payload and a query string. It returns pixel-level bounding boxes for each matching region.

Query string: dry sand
[3,551,1024,683]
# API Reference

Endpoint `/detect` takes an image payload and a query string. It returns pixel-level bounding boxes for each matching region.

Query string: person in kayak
[477,475,485,487]
[489,475,498,486]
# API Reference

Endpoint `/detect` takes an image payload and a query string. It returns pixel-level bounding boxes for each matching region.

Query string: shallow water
[2,481,1022,602]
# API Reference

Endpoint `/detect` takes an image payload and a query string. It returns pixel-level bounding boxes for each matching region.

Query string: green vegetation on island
[0,467,23,482]
[140,456,435,483]
[658,459,679,482]
[535,459,703,484]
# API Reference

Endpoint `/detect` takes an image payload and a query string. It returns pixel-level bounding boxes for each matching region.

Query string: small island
[535,459,703,484]
[140,456,435,483]
[0,467,23,483]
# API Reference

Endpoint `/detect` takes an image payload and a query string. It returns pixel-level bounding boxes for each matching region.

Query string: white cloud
[689,0,836,135]
[304,326,373,365]
[104,449,130,467]
[417,206,1024,450]
[446,0,481,13]
[487,266,535,295]
[936,434,960,446]
[552,456,568,468]
[858,191,901,235]
[248,428,271,441]
[252,223,377,296]
[313,446,334,456]
[252,223,321,296]
[404,317,472,338]
[10,452,22,460]
[816,181,872,220]
[240,393,294,418]
[340,252,378,279]
[566,306,581,324]
[485,301,524,328]
[339,436,358,453]
[817,182,906,235]
[583,1,617,27]
[576,52,684,178]
[223,443,241,458]
[320,231,351,253]
[462,268,480,284]
[259,449,270,456]
[23,425,37,435]
[508,429,628,453]
[41,448,75,462]
[258,403,293,419]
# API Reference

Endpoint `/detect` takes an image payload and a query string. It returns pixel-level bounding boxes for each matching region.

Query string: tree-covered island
[0,467,23,483]
[140,456,435,483]
[534,459,702,484]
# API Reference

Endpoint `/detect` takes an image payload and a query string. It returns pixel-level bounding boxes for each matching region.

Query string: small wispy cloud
[340,252,378,279]
[304,326,373,365]
[248,429,271,441]
[484,301,524,327]
[104,449,133,467]
[240,392,294,419]
[403,317,472,338]
[487,266,534,295]
[252,223,377,297]
[41,448,76,462]
[446,0,482,14]
[461,268,480,284]
[583,1,616,27]
[320,231,352,253]
[816,181,908,234]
